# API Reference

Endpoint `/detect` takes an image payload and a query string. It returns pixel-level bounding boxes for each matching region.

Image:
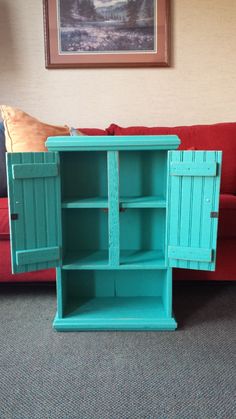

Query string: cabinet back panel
[119,151,167,197]
[63,209,108,251]
[120,209,166,251]
[60,152,107,199]
[65,270,166,298]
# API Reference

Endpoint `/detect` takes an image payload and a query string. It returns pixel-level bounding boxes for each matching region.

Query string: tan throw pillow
[0,105,70,152]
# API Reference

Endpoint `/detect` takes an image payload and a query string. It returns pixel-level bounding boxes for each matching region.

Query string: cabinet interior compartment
[119,208,166,266]
[62,209,109,268]
[60,151,108,207]
[57,269,172,330]
[119,151,167,204]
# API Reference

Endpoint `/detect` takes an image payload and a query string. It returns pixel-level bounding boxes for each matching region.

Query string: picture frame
[43,0,170,68]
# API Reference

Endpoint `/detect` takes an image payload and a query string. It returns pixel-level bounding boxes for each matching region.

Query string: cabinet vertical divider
[107,151,120,268]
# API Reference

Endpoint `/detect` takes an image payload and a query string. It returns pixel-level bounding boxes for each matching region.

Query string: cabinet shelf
[120,250,165,268]
[63,251,109,269]
[63,250,165,270]
[62,196,166,209]
[62,197,108,209]
[120,196,166,208]
[53,297,177,331]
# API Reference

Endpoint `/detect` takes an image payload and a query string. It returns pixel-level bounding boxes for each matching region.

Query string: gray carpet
[0,282,235,419]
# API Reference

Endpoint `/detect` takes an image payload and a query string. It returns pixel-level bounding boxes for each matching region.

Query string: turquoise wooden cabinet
[7,136,222,331]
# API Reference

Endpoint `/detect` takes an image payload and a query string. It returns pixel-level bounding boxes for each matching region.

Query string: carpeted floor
[0,281,235,419]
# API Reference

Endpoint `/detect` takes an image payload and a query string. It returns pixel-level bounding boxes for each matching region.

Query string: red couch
[1,122,236,282]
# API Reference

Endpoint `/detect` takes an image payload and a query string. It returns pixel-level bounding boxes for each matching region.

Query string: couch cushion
[218,194,236,238]
[0,197,9,239]
[107,122,236,194]
[0,122,7,197]
[219,194,236,209]
[218,209,236,238]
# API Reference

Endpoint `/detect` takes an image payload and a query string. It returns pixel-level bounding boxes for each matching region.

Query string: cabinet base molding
[53,314,177,331]
[53,296,177,331]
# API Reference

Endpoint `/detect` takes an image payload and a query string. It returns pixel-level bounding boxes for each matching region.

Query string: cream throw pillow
[0,105,70,152]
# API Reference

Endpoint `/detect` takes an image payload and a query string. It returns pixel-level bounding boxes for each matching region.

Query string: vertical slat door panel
[187,152,205,270]
[22,153,37,271]
[34,153,48,270]
[177,151,193,269]
[167,151,222,271]
[7,152,61,273]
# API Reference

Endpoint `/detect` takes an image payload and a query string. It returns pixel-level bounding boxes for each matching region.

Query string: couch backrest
[107,122,236,194]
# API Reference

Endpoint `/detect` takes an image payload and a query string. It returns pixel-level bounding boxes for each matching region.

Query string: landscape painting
[59,0,156,54]
[43,0,170,68]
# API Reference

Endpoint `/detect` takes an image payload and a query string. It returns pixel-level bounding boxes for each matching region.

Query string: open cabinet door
[167,150,222,271]
[7,152,61,273]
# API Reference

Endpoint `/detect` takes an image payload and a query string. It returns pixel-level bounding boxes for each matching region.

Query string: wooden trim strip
[13,163,58,179]
[16,246,60,265]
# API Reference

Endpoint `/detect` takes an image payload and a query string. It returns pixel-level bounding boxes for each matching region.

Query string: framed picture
[43,0,170,68]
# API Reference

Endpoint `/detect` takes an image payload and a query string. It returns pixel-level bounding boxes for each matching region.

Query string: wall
[0,0,236,129]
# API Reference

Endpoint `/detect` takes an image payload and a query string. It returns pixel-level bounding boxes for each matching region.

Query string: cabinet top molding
[46,135,181,151]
